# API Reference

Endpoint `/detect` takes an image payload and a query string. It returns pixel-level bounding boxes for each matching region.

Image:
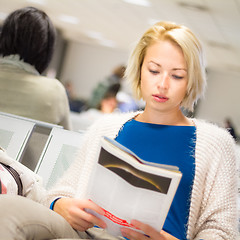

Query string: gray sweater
[0,55,71,129]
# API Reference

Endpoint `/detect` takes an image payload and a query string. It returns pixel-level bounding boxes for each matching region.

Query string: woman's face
[140,40,188,114]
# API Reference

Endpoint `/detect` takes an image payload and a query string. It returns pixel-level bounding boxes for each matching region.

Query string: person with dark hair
[0,7,71,129]
[0,6,55,74]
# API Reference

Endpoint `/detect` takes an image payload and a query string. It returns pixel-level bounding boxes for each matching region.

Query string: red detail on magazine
[88,199,137,228]
[102,207,135,228]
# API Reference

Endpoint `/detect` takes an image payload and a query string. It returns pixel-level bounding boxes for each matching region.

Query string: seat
[0,112,35,162]
[0,111,63,170]
[34,127,85,189]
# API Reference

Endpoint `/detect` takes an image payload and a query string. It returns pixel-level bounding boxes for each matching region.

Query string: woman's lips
[152,94,169,103]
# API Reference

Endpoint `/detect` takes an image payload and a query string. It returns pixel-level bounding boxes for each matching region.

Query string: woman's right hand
[53,197,107,232]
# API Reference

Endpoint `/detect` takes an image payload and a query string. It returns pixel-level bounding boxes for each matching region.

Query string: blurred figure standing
[106,64,126,86]
[0,7,71,129]
[88,64,139,112]
[64,81,86,113]
[70,87,118,131]
[88,65,124,109]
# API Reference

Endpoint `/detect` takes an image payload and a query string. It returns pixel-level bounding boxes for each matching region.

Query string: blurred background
[0,0,240,136]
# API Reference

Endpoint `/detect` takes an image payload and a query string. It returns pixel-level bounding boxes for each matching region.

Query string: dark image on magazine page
[99,147,171,194]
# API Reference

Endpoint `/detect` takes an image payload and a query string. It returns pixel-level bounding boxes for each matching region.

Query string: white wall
[60,41,129,100]
[196,68,240,134]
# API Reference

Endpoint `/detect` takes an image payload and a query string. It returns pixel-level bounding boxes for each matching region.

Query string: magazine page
[86,137,182,237]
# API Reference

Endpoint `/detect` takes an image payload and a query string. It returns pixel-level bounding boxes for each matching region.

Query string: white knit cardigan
[43,112,238,240]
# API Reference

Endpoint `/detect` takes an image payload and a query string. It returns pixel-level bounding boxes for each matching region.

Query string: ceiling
[0,0,240,73]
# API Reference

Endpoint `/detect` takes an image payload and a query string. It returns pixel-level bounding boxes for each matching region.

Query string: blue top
[115,119,196,239]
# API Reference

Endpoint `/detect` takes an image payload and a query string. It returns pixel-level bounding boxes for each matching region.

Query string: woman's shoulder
[194,118,227,132]
[193,118,235,145]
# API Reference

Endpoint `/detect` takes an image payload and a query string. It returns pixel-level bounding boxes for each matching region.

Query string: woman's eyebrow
[172,68,187,72]
[149,61,187,72]
[149,61,161,67]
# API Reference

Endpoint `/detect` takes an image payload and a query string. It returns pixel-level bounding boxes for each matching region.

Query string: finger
[131,219,153,233]
[159,230,179,240]
[71,218,94,232]
[130,220,163,240]
[83,199,105,215]
[79,199,107,228]
[65,199,106,229]
[76,206,106,229]
[121,227,148,240]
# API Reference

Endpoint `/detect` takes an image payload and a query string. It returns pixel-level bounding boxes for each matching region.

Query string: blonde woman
[46,21,237,239]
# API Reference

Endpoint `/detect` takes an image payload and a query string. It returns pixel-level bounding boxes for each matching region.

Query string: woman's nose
[157,72,169,89]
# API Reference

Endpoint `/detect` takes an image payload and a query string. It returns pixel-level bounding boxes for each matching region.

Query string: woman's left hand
[121,220,179,240]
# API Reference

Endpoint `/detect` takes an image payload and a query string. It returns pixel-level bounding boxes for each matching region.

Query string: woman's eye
[172,75,183,80]
[149,70,159,75]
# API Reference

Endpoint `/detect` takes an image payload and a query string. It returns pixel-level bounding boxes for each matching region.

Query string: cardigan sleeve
[191,123,238,240]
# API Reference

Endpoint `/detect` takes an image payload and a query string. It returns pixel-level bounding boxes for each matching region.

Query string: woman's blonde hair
[125,21,206,112]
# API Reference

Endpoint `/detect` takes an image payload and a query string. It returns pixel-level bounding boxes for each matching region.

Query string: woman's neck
[135,109,193,126]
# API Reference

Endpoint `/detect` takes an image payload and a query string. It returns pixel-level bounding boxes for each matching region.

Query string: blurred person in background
[98,90,118,114]
[106,64,126,86]
[224,117,238,141]
[64,80,87,113]
[88,65,124,109]
[89,64,139,112]
[0,7,71,129]
[70,86,118,131]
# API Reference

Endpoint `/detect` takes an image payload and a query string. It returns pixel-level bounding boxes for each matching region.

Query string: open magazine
[86,136,182,238]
